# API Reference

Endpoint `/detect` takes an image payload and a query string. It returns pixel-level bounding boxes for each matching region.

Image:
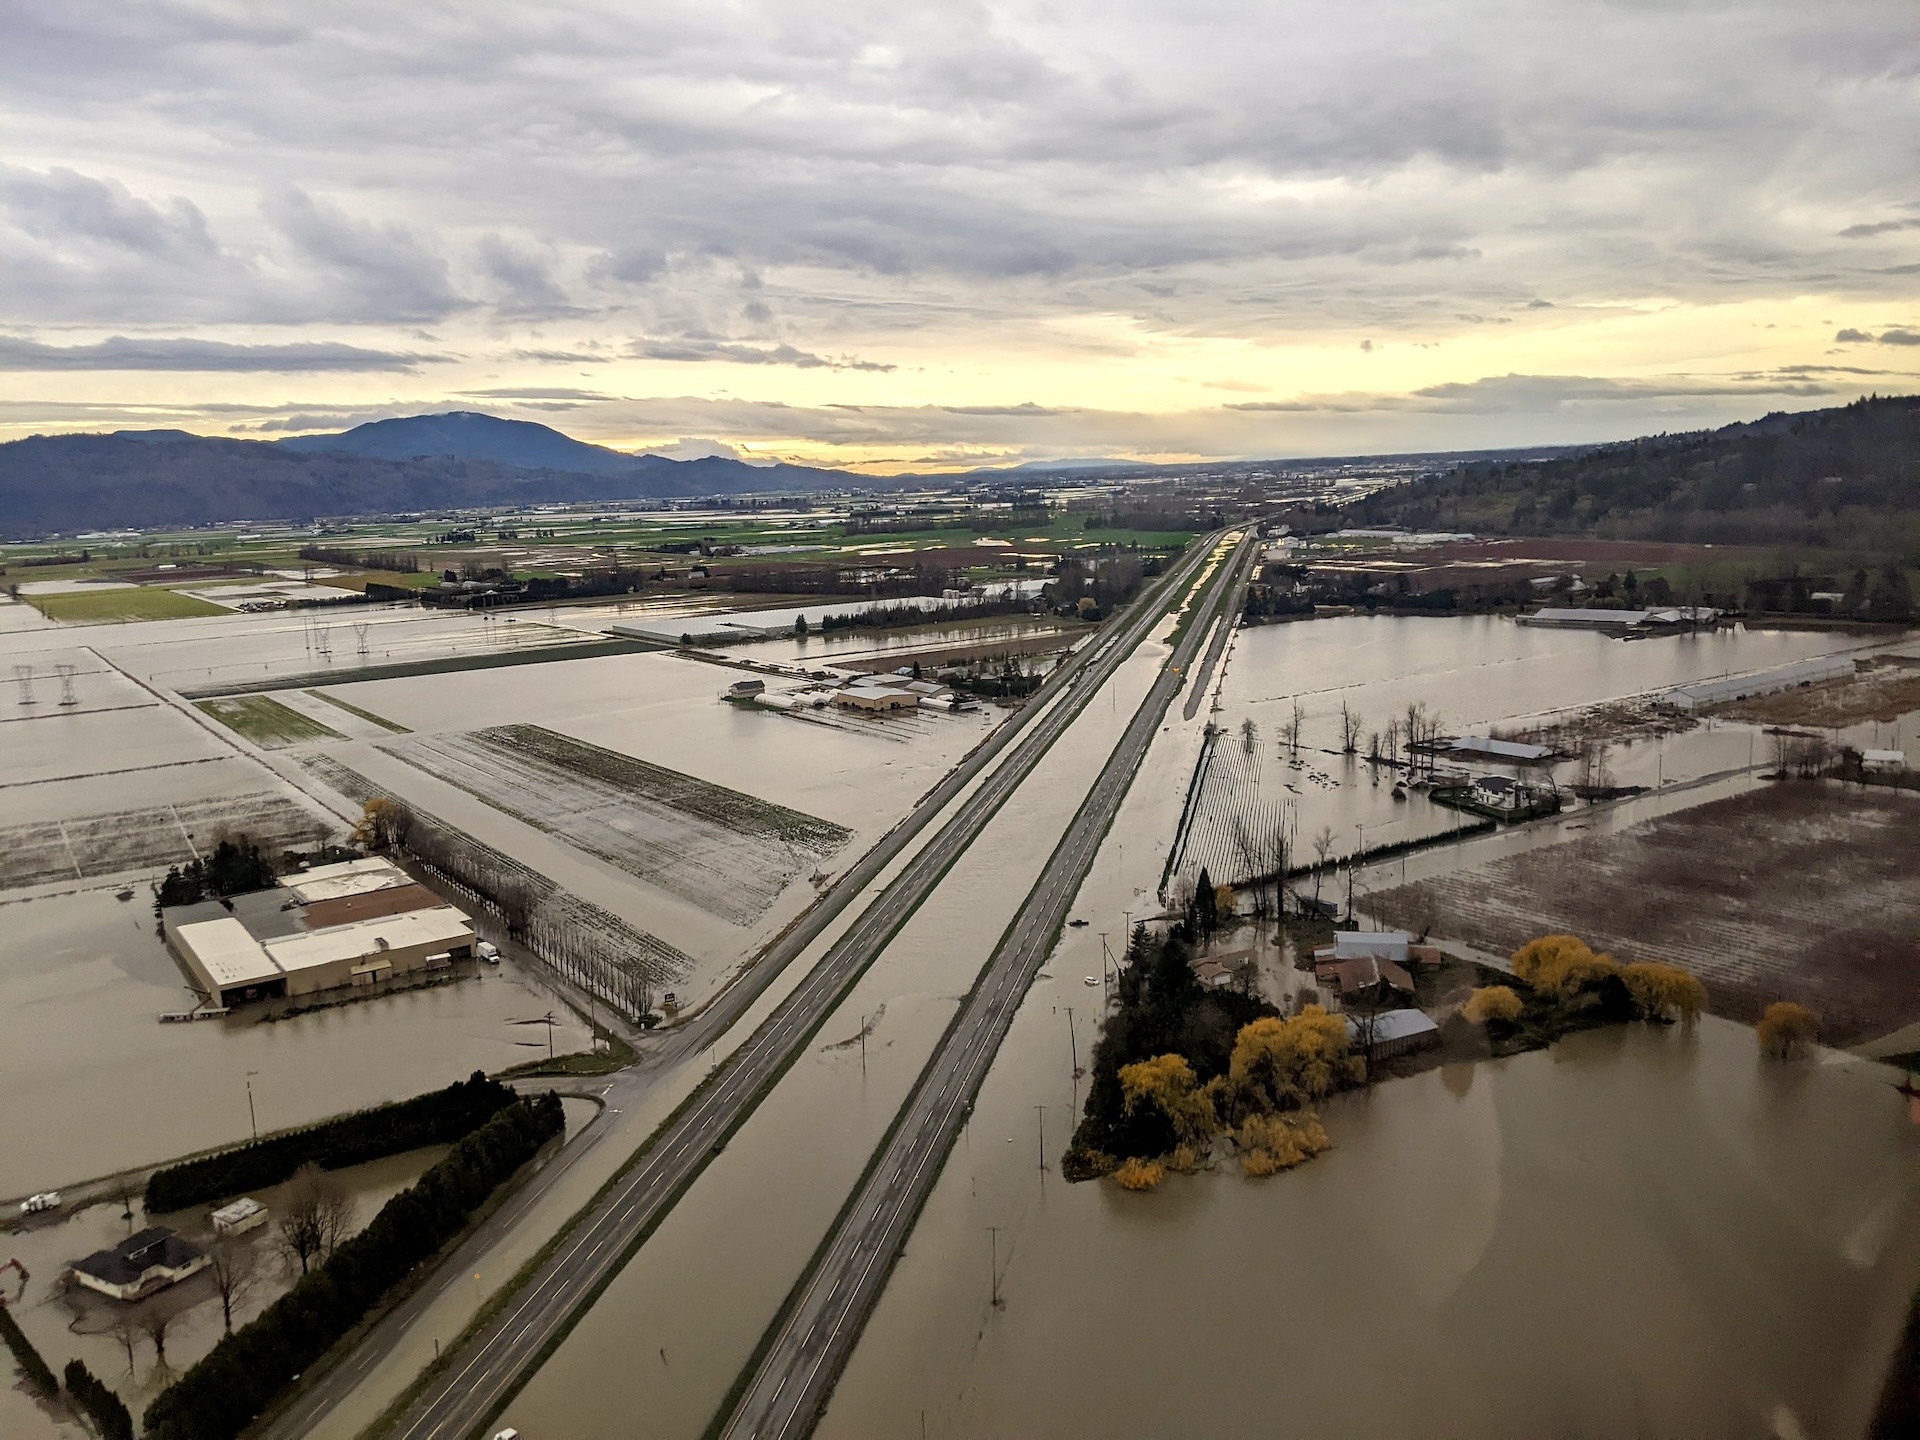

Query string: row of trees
[144,1093,564,1440]
[65,1359,134,1440]
[356,797,665,1018]
[0,1296,57,1395]
[146,1071,518,1212]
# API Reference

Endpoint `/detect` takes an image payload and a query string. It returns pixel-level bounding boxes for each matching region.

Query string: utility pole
[246,1071,259,1141]
[1034,1104,1047,1178]
[859,1014,867,1077]
[988,1227,1002,1309]
[1066,1007,1079,1077]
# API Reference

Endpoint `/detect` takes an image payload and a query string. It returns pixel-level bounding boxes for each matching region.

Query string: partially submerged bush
[1114,1157,1167,1192]
[1757,1001,1819,1060]
[1621,961,1707,1028]
[1463,985,1523,1027]
[1237,1112,1332,1178]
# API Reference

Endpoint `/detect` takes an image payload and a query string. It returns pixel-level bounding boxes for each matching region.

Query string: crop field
[296,753,692,990]
[0,790,331,891]
[378,724,853,924]
[195,694,346,747]
[29,586,228,623]
[1366,781,1920,1045]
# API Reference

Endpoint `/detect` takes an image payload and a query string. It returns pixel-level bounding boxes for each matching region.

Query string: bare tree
[137,1300,182,1376]
[206,1237,260,1335]
[1366,729,1381,762]
[104,1314,140,1376]
[1339,701,1361,754]
[1384,719,1402,766]
[1279,700,1305,759]
[1311,825,1335,913]
[278,1164,354,1276]
[1239,717,1258,755]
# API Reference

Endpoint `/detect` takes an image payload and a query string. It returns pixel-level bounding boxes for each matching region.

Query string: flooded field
[379,724,852,925]
[0,1146,446,1439]
[0,886,588,1198]
[1369,781,1920,1043]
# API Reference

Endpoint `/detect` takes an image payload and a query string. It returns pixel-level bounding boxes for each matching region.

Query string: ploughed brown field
[1367,780,1920,1045]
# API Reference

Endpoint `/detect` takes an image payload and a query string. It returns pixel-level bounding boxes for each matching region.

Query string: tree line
[144,1092,564,1440]
[145,1071,518,1213]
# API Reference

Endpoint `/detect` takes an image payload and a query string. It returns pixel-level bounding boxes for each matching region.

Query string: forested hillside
[1350,394,1920,555]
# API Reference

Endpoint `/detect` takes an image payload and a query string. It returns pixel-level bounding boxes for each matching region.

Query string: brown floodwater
[820,1015,1920,1440]
[0,886,588,1198]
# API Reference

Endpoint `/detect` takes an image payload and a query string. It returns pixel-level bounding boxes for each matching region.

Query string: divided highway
[366,534,1231,1440]
[715,532,1257,1440]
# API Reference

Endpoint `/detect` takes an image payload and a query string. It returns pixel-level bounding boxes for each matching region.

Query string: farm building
[1438,735,1555,763]
[1345,1008,1441,1061]
[1863,749,1909,773]
[71,1227,208,1302]
[164,856,475,1008]
[834,684,919,712]
[1663,654,1856,711]
[211,1197,268,1237]
[1520,606,1720,634]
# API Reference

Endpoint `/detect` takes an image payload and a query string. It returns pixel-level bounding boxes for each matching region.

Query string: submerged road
[715,532,1257,1440]
[341,535,1228,1440]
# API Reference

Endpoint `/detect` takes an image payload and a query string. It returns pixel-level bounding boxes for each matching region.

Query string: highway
[330,534,1232,1440]
[714,532,1257,1440]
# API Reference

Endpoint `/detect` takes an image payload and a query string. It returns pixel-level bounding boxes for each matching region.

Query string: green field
[196,695,345,748]
[31,587,227,623]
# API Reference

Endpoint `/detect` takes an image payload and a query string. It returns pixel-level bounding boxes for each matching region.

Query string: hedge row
[0,1300,57,1397]
[144,1091,564,1440]
[146,1071,518,1213]
[64,1359,133,1440]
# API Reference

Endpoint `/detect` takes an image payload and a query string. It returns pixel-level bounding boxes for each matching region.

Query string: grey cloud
[457,387,617,401]
[1835,326,1920,345]
[1840,218,1920,238]
[0,335,442,372]
[475,234,572,315]
[262,186,462,322]
[0,165,215,260]
[628,337,895,371]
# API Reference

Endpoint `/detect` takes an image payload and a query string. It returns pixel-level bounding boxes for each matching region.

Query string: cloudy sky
[2,0,1917,469]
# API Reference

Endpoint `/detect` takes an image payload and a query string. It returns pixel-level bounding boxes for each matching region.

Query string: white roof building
[281,856,414,905]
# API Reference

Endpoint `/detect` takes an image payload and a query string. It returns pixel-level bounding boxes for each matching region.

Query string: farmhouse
[71,1227,208,1302]
[1862,748,1908,774]
[164,856,475,1008]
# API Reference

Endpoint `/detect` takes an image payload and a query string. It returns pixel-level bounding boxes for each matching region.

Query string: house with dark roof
[70,1227,209,1301]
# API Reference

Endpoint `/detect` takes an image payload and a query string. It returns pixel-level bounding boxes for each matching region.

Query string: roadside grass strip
[196,694,346,748]
[306,689,412,732]
[377,724,853,925]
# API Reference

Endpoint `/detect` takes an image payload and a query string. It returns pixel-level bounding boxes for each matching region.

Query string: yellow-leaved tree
[1511,934,1619,999]
[1620,961,1707,1028]
[1237,1112,1332,1177]
[1114,1157,1168,1192]
[1756,1001,1818,1060]
[1228,1007,1357,1115]
[1118,1054,1218,1147]
[351,796,407,852]
[1463,985,1524,1026]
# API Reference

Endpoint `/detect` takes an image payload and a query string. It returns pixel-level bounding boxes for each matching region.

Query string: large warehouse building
[164,857,475,1008]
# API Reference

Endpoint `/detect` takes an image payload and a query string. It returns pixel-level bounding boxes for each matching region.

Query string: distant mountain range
[0,413,865,537]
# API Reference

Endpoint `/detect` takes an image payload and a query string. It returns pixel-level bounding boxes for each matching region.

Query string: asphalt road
[317,536,1228,1440]
[713,532,1257,1440]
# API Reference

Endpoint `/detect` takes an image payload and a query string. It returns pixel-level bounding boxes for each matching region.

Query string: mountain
[279,411,644,475]
[0,422,862,537]
[1348,394,1920,553]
